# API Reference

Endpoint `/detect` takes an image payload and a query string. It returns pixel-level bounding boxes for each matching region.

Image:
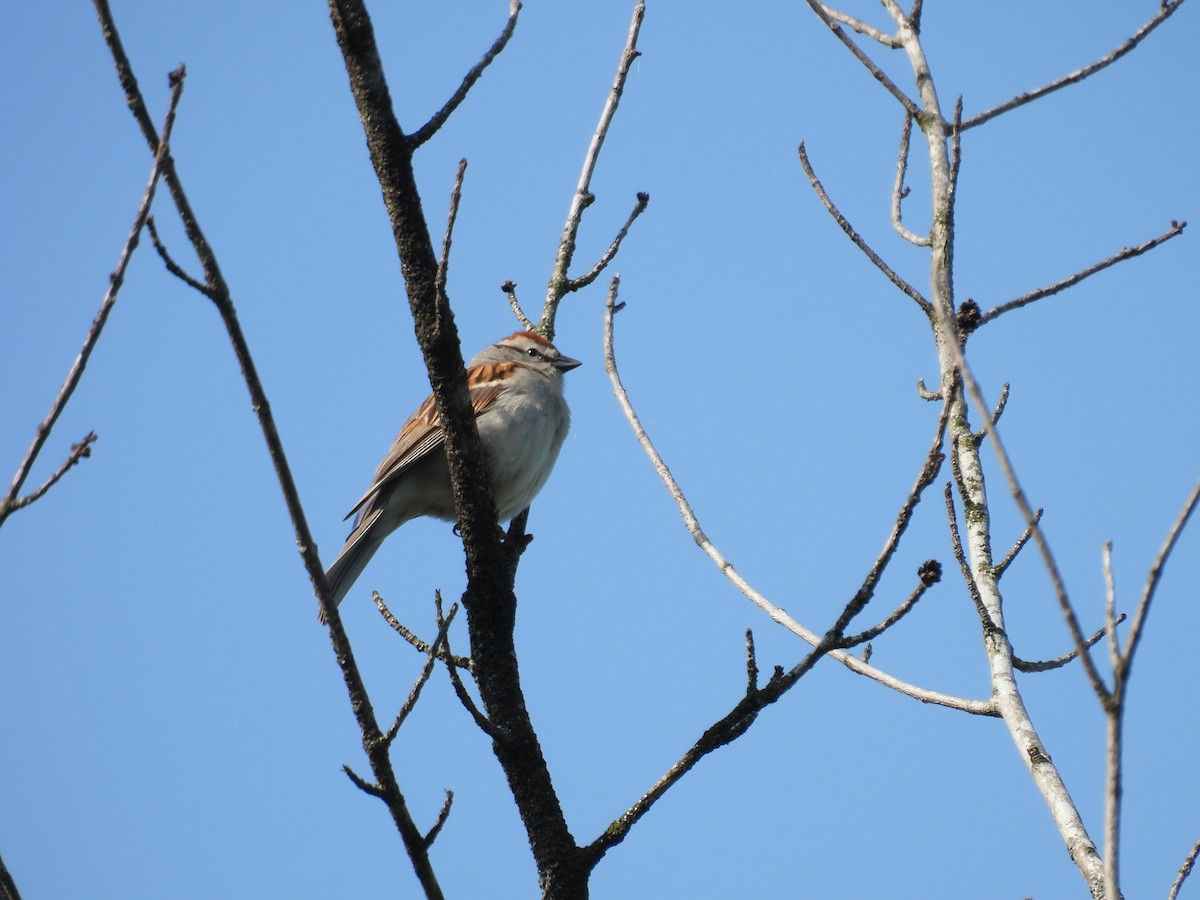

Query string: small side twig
[384,604,459,746]
[6,432,98,514]
[343,764,386,798]
[978,221,1187,326]
[891,115,929,245]
[1117,478,1200,675]
[604,279,992,716]
[993,507,1042,579]
[500,280,536,331]
[803,0,920,117]
[0,69,183,530]
[145,217,212,296]
[1012,614,1125,673]
[744,629,759,694]
[375,592,472,669]
[944,482,993,630]
[409,1,522,148]
[962,0,1187,131]
[423,791,454,849]
[822,7,900,46]
[565,192,650,293]
[1169,835,1200,900]
[541,0,645,339]
[434,160,468,302]
[841,560,941,646]
[798,141,931,313]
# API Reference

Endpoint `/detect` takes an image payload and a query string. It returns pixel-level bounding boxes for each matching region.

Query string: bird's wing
[343,374,507,522]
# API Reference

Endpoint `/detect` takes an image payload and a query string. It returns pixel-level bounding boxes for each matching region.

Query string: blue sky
[2,2,1197,898]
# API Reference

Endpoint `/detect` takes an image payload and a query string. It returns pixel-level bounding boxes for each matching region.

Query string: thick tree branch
[326,2,589,895]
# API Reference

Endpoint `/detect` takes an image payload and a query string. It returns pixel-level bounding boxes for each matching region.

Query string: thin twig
[434,160,468,303]
[145,217,212,296]
[0,70,183,529]
[7,432,98,513]
[343,764,385,798]
[979,221,1187,326]
[101,5,445,895]
[841,565,939,646]
[1119,478,1200,677]
[962,0,1188,131]
[1169,836,1200,900]
[540,0,645,339]
[950,341,1112,703]
[375,592,472,669]
[385,605,459,746]
[423,791,454,848]
[565,192,649,293]
[409,2,522,148]
[500,280,535,331]
[604,280,992,716]
[798,142,931,313]
[1103,543,1121,676]
[821,7,900,47]
[1012,614,1125,673]
[803,1,920,118]
[947,96,963,205]
[943,481,993,629]
[745,629,759,694]
[993,507,1042,579]
[891,115,929,246]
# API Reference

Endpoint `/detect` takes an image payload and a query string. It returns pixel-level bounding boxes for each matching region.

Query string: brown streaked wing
[342,370,509,521]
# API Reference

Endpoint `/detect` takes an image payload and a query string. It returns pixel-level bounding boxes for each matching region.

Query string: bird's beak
[554,354,582,372]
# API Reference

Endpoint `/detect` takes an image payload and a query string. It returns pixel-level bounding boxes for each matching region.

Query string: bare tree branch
[1012,615,1125,674]
[1169,836,1200,900]
[385,605,459,746]
[565,192,649,293]
[962,0,1188,131]
[891,115,929,245]
[821,6,900,47]
[0,70,182,529]
[993,506,1042,580]
[409,1,522,148]
[1117,478,1200,675]
[500,280,536,331]
[375,592,472,670]
[978,221,1187,326]
[798,141,932,313]
[423,791,455,848]
[803,1,920,118]
[434,159,468,303]
[604,279,992,716]
[5,432,98,515]
[541,0,645,339]
[145,217,212,297]
[841,562,940,646]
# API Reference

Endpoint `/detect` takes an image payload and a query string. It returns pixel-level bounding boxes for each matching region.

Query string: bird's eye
[526,348,541,358]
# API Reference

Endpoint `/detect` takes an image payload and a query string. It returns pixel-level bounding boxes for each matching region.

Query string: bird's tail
[319,508,386,622]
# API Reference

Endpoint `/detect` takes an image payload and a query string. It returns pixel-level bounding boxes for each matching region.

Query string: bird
[321,330,581,614]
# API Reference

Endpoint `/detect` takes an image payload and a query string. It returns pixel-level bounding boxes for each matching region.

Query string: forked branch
[540,0,646,339]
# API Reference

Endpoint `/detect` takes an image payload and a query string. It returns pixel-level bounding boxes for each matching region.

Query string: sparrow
[322,331,581,611]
